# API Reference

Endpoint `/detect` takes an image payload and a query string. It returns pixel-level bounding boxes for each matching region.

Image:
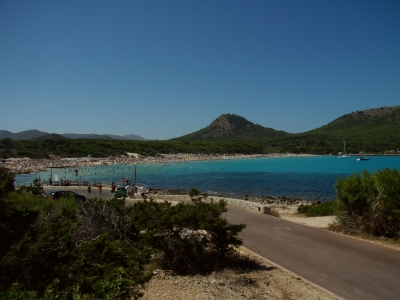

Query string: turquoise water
[15,156,400,201]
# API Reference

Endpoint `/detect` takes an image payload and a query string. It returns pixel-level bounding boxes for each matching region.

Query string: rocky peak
[207,114,254,136]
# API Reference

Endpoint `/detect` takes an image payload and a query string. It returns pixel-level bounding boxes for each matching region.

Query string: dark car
[114,185,128,198]
[47,191,86,202]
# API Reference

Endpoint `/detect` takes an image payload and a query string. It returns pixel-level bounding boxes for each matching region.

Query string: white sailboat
[338,140,351,158]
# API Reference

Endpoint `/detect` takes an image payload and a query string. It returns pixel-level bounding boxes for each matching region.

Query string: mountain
[0,129,50,140]
[0,130,15,140]
[172,113,288,141]
[0,131,145,141]
[304,105,400,138]
[62,133,114,140]
[122,134,145,140]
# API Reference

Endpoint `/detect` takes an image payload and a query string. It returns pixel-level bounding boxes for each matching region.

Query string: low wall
[151,194,264,213]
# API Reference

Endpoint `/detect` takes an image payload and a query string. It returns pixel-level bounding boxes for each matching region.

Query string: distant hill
[0,129,50,140]
[35,133,67,140]
[309,106,400,132]
[282,105,400,154]
[0,130,145,141]
[2,106,400,159]
[122,134,145,140]
[62,133,114,140]
[173,113,288,141]
[304,105,400,138]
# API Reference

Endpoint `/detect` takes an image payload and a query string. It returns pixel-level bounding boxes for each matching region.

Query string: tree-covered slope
[1,106,399,158]
[173,114,288,141]
[295,106,400,150]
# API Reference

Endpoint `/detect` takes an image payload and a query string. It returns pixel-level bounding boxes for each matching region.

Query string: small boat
[357,143,369,161]
[338,140,351,158]
[357,156,369,161]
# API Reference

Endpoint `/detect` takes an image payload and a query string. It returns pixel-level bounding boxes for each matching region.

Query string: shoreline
[2,153,314,174]
[3,152,399,175]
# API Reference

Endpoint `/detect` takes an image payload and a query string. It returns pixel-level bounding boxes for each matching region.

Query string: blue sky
[1,0,399,140]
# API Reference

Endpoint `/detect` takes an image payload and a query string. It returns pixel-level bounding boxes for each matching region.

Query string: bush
[0,186,246,298]
[0,196,152,299]
[130,187,246,274]
[335,168,400,238]
[0,167,15,197]
[298,201,344,217]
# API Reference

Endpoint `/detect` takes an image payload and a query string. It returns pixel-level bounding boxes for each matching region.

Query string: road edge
[238,246,345,300]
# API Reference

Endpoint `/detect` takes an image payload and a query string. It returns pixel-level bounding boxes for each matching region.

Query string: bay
[15,156,400,201]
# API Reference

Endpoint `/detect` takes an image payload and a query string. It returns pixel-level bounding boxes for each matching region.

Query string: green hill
[172,106,400,155]
[1,106,400,159]
[291,105,400,153]
[173,113,288,141]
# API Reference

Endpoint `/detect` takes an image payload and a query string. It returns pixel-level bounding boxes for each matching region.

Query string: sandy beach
[2,152,314,174]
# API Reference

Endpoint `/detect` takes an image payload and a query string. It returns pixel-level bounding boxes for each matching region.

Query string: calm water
[15,156,400,201]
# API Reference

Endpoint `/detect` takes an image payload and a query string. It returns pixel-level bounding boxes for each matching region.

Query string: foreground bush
[132,188,246,274]
[0,196,152,299]
[0,184,245,299]
[335,168,400,238]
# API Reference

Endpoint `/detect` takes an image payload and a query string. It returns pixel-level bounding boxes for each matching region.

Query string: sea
[15,155,400,202]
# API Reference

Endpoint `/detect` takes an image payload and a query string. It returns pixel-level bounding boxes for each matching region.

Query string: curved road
[44,187,400,299]
[226,205,400,300]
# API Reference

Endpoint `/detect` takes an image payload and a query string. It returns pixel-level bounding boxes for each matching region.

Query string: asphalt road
[44,186,400,299]
[225,205,400,300]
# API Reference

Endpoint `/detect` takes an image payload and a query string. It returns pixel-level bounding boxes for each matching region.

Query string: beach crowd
[1,152,311,174]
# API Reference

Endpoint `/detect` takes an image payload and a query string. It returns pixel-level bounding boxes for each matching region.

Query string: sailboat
[338,140,351,158]
[357,143,369,161]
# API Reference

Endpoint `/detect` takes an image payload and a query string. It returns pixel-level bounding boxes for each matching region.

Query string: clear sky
[1,0,399,140]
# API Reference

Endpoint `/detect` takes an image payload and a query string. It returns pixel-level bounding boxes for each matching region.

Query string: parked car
[47,191,86,203]
[114,185,128,198]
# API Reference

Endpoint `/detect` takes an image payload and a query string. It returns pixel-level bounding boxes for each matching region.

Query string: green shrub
[130,187,246,274]
[0,195,152,299]
[298,201,344,217]
[0,186,246,298]
[297,204,311,214]
[335,168,400,238]
[0,167,15,197]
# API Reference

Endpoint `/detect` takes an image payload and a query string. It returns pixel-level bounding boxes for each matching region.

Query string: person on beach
[110,182,116,193]
[97,182,102,195]
[140,185,147,199]
[125,184,132,198]
[131,184,136,199]
[87,184,92,196]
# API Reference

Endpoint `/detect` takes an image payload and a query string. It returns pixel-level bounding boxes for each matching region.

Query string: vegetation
[0,168,246,299]
[296,168,400,240]
[1,106,400,159]
[174,113,288,141]
[333,168,400,238]
[297,200,344,217]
